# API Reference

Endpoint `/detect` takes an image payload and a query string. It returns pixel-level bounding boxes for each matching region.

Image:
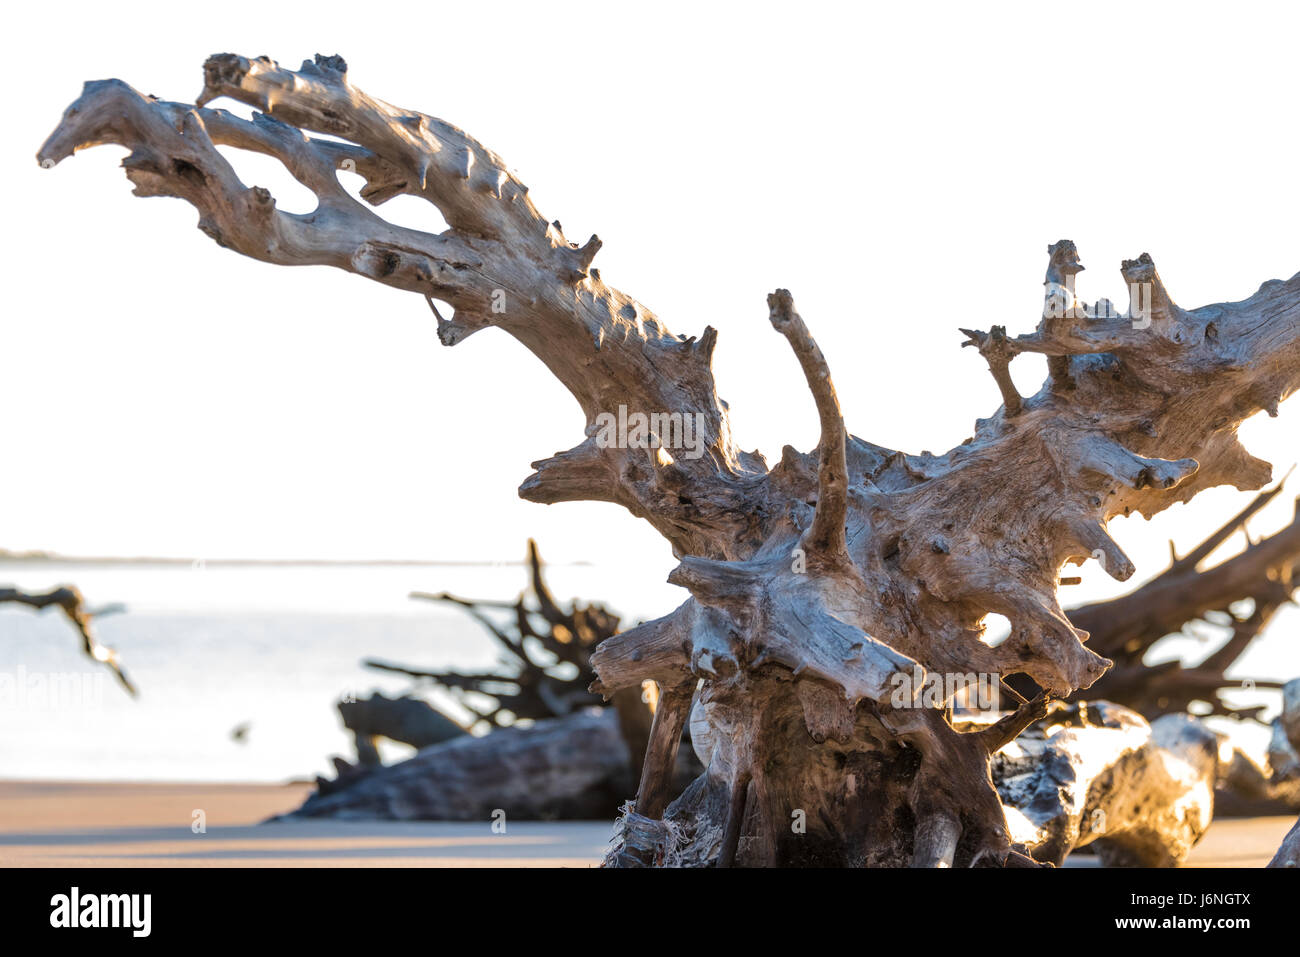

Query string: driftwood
[1051,482,1299,718]
[338,692,466,752]
[0,585,135,695]
[1199,683,1300,819]
[1267,679,1300,791]
[1272,819,1300,868]
[1268,679,1300,867]
[994,702,1217,866]
[310,541,666,806]
[366,540,651,767]
[294,694,1222,860]
[287,708,696,821]
[316,689,467,797]
[335,691,466,773]
[39,54,1300,866]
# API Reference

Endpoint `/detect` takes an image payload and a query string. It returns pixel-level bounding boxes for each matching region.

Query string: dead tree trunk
[39,54,1300,866]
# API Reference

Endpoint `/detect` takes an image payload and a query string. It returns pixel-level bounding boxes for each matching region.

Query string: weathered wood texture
[365,540,644,753]
[994,702,1218,866]
[1268,679,1300,866]
[323,691,466,789]
[267,693,1223,868]
[285,708,695,822]
[1051,483,1299,718]
[315,540,661,803]
[40,54,1300,866]
[338,691,466,753]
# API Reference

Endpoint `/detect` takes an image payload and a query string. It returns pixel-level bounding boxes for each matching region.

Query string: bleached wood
[39,53,1300,866]
[1269,679,1300,867]
[995,703,1218,866]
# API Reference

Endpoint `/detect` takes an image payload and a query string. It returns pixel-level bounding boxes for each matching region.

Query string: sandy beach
[0,781,613,867]
[0,780,1290,867]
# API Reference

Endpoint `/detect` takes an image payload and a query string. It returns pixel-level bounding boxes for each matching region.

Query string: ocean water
[0,561,685,782]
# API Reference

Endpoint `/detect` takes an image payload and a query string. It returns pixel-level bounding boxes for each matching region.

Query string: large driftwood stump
[40,54,1300,866]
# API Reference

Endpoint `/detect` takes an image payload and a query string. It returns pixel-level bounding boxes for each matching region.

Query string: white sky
[2,0,1298,616]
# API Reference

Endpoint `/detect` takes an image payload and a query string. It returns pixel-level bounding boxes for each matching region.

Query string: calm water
[0,561,684,782]
[0,560,1292,782]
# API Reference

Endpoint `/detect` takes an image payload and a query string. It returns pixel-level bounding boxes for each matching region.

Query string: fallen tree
[313,540,662,801]
[1052,481,1299,719]
[368,538,653,766]
[39,54,1300,866]
[289,708,698,822]
[315,691,468,794]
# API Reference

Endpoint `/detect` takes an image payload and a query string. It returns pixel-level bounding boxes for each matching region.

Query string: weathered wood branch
[292,539,667,812]
[40,53,1300,866]
[1056,482,1300,717]
[768,289,849,561]
[364,539,629,727]
[0,585,136,695]
[959,325,1023,417]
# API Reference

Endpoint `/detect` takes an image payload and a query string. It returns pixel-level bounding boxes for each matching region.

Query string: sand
[0,780,1290,867]
[0,780,612,867]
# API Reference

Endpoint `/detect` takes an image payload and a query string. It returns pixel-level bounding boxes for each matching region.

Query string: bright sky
[2,0,1298,617]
